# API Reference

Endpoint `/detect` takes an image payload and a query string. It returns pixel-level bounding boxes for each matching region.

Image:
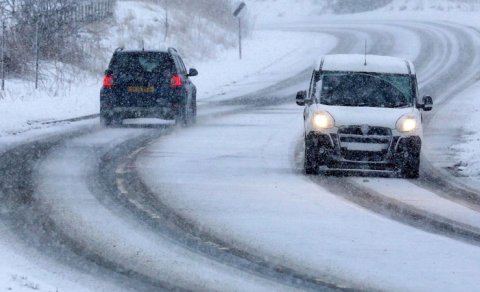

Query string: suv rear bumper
[100,106,178,119]
[100,89,186,119]
[306,132,421,172]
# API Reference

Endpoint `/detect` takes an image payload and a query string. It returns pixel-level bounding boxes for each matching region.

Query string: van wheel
[401,154,420,179]
[304,139,318,175]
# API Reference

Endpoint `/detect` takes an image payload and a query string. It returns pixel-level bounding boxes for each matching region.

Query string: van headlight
[396,114,418,132]
[312,111,335,129]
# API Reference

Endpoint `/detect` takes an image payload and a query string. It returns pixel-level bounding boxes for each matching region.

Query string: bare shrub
[0,0,114,79]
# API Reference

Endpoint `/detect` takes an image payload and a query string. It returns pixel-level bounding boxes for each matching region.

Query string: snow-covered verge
[0,65,99,136]
[445,82,480,178]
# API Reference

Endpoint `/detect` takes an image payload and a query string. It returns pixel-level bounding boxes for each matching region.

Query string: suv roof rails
[113,46,178,54]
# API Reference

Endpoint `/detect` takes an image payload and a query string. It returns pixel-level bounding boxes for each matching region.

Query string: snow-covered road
[138,103,480,291]
[3,17,480,292]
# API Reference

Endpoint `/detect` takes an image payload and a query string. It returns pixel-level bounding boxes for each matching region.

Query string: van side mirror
[188,68,198,77]
[420,95,433,111]
[104,69,113,76]
[296,90,307,106]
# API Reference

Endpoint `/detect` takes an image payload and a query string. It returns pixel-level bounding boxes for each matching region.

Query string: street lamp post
[238,17,242,60]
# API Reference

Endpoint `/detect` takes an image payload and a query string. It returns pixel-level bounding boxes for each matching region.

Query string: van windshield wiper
[339,102,371,107]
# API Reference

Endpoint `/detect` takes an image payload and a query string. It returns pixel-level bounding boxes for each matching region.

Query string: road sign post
[164,0,169,42]
[233,2,246,60]
[1,21,5,91]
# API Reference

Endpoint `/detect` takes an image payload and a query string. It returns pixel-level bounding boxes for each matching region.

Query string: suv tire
[100,114,113,127]
[176,99,193,127]
[191,94,197,124]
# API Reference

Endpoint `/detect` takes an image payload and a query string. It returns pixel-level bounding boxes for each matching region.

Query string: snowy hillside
[91,0,237,70]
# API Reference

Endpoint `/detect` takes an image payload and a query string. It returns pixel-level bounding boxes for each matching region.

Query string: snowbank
[447,82,480,178]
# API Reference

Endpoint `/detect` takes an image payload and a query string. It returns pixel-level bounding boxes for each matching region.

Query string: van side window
[314,78,323,101]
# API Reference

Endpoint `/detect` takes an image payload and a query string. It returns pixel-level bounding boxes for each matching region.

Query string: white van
[296,54,433,178]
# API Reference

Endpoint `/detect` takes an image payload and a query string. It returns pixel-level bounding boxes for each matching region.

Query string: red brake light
[103,75,113,88]
[170,74,182,88]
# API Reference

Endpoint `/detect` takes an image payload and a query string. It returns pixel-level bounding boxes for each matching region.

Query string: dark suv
[100,47,198,126]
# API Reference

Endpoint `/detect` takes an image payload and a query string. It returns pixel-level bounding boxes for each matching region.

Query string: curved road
[2,19,480,291]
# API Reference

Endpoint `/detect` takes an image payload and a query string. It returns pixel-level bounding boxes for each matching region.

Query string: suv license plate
[128,86,155,93]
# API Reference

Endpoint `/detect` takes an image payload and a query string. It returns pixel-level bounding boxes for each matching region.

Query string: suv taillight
[103,75,113,88]
[170,74,182,88]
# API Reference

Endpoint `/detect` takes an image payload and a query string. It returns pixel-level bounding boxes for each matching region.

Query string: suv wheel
[191,95,197,124]
[304,139,319,175]
[100,114,113,127]
[186,102,195,126]
[176,100,193,127]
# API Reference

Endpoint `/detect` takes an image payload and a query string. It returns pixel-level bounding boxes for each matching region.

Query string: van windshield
[318,72,414,108]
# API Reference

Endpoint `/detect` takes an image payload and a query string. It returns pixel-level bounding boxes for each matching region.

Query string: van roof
[316,54,415,75]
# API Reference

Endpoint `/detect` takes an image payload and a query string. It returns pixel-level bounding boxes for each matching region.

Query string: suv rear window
[109,52,174,74]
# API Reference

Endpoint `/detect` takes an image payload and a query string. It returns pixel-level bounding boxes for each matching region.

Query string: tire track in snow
[0,127,181,292]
